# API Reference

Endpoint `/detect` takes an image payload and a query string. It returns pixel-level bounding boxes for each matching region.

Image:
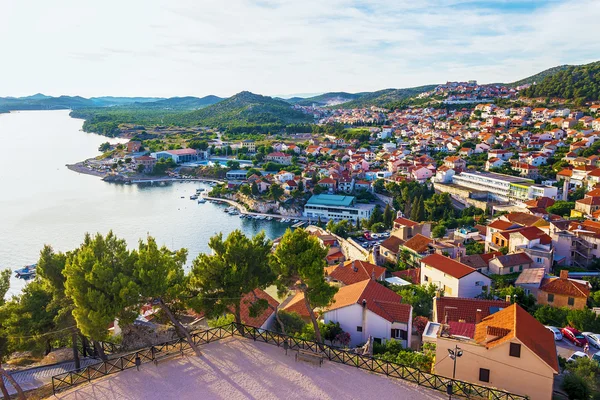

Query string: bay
[0,110,288,298]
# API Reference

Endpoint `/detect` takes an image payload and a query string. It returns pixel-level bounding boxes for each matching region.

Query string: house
[392,217,431,240]
[444,156,466,170]
[379,236,405,265]
[127,140,142,153]
[265,152,292,165]
[537,270,590,310]
[226,170,248,181]
[420,254,491,298]
[487,252,534,275]
[134,155,156,173]
[235,289,280,330]
[317,177,337,191]
[401,234,434,266]
[323,279,413,348]
[434,304,558,400]
[151,148,198,163]
[241,140,256,153]
[431,296,510,338]
[326,260,386,286]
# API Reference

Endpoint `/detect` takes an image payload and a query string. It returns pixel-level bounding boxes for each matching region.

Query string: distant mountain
[336,85,438,108]
[139,95,223,109]
[291,92,363,107]
[90,96,164,106]
[507,65,571,87]
[175,91,312,126]
[520,61,600,101]
[0,95,95,110]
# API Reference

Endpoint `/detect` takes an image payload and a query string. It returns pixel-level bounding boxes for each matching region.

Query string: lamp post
[447,345,463,399]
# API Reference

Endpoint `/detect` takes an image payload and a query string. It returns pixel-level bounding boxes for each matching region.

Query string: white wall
[421,264,490,298]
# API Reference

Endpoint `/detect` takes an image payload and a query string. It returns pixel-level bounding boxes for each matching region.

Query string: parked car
[364,232,372,240]
[592,351,600,364]
[562,327,588,347]
[545,326,563,341]
[567,351,588,363]
[583,332,600,349]
[371,233,380,239]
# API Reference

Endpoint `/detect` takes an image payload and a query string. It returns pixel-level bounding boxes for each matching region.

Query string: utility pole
[447,345,463,400]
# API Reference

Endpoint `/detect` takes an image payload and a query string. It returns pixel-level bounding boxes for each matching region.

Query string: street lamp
[447,345,463,399]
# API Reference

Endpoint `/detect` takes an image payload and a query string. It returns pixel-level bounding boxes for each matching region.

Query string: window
[479,368,490,383]
[536,257,543,263]
[568,297,575,306]
[519,265,523,271]
[548,293,554,303]
[357,326,363,332]
[424,275,429,282]
[391,329,400,338]
[509,267,513,273]
[509,343,521,358]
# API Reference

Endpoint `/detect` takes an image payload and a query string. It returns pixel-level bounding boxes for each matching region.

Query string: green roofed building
[304,194,375,221]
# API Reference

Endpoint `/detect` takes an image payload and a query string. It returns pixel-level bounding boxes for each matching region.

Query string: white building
[420,253,491,298]
[303,194,375,221]
[323,279,413,347]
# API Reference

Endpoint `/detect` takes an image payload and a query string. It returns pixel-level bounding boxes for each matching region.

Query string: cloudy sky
[1,0,599,98]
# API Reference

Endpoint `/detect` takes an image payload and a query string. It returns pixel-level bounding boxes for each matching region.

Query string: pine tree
[383,204,394,229]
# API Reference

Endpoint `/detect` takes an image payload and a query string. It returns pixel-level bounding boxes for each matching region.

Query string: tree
[547,200,575,217]
[297,179,304,193]
[395,284,439,318]
[226,160,240,170]
[373,179,385,193]
[271,229,338,344]
[465,242,485,255]
[98,142,111,152]
[239,184,251,196]
[131,237,201,357]
[369,205,384,227]
[383,204,394,229]
[561,373,591,400]
[0,269,9,305]
[269,184,284,201]
[431,224,446,238]
[136,163,145,173]
[64,232,139,360]
[251,181,259,196]
[190,230,275,335]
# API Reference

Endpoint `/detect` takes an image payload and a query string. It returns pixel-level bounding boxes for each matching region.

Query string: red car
[364,232,372,240]
[562,327,588,347]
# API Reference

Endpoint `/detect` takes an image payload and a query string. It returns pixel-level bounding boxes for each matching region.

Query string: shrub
[562,373,591,400]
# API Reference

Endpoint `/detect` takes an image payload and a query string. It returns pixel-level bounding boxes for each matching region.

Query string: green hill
[508,65,571,87]
[175,91,312,126]
[336,85,438,108]
[132,95,223,109]
[519,61,600,101]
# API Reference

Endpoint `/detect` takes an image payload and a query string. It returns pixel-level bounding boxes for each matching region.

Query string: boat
[190,195,198,200]
[196,188,205,193]
[292,219,299,223]
[15,264,37,279]
[266,217,273,221]
[197,198,206,204]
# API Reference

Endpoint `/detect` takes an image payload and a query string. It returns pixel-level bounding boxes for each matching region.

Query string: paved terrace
[53,337,444,400]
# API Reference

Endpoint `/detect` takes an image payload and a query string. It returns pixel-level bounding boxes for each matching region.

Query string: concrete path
[1,358,98,397]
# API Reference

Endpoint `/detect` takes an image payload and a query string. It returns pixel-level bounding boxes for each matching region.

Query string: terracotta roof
[380,236,405,253]
[480,251,502,264]
[403,234,433,253]
[392,268,420,284]
[393,217,419,227]
[328,260,387,285]
[421,254,477,279]
[281,292,312,318]
[511,226,552,244]
[326,280,411,323]
[236,289,279,328]
[437,297,510,338]
[491,252,533,268]
[515,268,546,285]
[460,254,488,270]
[474,304,559,373]
[540,277,590,298]
[503,212,545,227]
[487,220,518,231]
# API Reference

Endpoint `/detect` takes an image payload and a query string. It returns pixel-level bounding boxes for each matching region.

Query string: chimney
[560,270,569,280]
[476,309,482,324]
[505,295,511,303]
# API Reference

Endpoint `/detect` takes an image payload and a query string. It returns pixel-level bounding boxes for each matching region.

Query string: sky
[1,0,599,98]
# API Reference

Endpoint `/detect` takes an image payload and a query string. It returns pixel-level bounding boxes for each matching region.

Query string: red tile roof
[393,217,419,227]
[328,260,387,285]
[539,277,590,298]
[403,234,433,253]
[421,253,476,279]
[436,296,510,327]
[236,289,280,328]
[326,280,411,323]
[474,304,559,373]
[392,268,420,284]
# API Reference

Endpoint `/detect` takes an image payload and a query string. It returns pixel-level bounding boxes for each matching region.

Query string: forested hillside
[520,61,600,102]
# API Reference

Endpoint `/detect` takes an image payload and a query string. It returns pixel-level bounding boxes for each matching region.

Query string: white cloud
[0,0,598,97]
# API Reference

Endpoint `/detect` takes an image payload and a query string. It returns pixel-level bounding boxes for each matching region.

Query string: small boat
[292,219,299,223]
[266,217,273,221]
[15,264,37,279]
[196,188,205,193]
[190,195,198,200]
[197,198,206,204]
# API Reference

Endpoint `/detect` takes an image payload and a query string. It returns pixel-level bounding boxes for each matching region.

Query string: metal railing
[52,323,528,400]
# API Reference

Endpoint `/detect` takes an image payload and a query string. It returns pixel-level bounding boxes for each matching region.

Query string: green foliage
[465,242,485,255]
[321,321,344,342]
[190,230,273,325]
[152,157,176,175]
[63,232,139,340]
[326,219,351,237]
[383,204,394,229]
[371,222,386,233]
[373,179,385,194]
[521,61,600,101]
[276,311,307,335]
[431,224,446,239]
[562,372,592,400]
[424,193,452,221]
[547,200,575,216]
[373,339,434,372]
[98,142,111,152]
[269,183,284,201]
[207,313,235,328]
[0,269,10,305]
[369,205,384,227]
[534,305,569,328]
[226,160,240,170]
[394,284,438,318]
[570,186,587,202]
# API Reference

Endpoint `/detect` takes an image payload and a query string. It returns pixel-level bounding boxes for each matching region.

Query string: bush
[277,311,306,335]
[562,373,591,400]
[207,313,235,328]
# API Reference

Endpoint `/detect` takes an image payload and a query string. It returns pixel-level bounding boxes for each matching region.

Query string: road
[1,359,98,397]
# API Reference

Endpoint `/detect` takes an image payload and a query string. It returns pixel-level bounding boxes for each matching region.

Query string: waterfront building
[303,194,375,221]
[241,140,256,153]
[151,149,198,163]
[226,169,248,181]
[134,155,156,173]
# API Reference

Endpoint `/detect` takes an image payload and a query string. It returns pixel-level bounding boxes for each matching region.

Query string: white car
[583,332,600,349]
[567,351,588,363]
[545,326,563,341]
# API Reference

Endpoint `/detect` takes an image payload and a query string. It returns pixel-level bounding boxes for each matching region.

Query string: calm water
[0,110,288,297]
